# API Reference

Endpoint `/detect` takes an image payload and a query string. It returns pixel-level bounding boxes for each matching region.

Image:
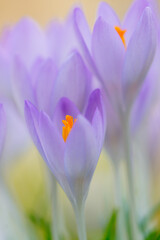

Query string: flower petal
[0,104,6,156]
[85,89,106,153]
[122,7,157,107]
[64,115,99,203]
[92,17,125,103]
[52,51,90,111]
[123,0,157,42]
[13,57,34,112]
[7,17,47,68]
[97,2,120,26]
[53,97,79,135]
[25,101,45,160]
[33,58,57,116]
[38,111,65,177]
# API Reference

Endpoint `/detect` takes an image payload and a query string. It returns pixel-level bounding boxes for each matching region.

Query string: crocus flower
[25,89,106,240]
[13,50,91,117]
[74,1,157,240]
[73,0,157,160]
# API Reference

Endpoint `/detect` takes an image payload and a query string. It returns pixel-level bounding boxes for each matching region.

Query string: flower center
[62,115,76,142]
[115,26,126,49]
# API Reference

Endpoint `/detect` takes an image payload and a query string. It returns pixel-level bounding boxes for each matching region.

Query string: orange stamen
[62,115,76,142]
[115,26,127,49]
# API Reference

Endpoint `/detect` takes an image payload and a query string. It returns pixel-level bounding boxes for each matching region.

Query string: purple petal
[52,51,90,111]
[92,17,125,101]
[73,8,91,52]
[7,17,47,68]
[53,97,80,135]
[130,74,154,132]
[122,7,157,107]
[123,0,157,42]
[97,2,120,26]
[33,58,57,116]
[13,57,34,112]
[25,101,46,160]
[64,115,98,202]
[0,104,6,156]
[46,14,78,66]
[85,89,106,153]
[38,111,65,178]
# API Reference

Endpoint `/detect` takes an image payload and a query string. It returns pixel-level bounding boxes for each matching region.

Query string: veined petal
[33,58,57,116]
[92,17,125,97]
[53,97,79,135]
[64,115,98,203]
[85,89,106,153]
[52,51,90,111]
[0,104,6,156]
[25,101,46,160]
[122,7,157,108]
[97,2,120,26]
[38,111,65,177]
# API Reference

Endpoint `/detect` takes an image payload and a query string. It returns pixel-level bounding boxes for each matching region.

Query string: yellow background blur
[0,0,157,29]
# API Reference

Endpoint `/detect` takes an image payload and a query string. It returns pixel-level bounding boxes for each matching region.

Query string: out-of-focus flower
[25,89,106,239]
[13,51,91,117]
[0,13,89,166]
[73,0,157,160]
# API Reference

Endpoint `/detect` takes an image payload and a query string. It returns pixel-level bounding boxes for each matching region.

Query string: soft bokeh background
[0,0,148,29]
[1,0,160,239]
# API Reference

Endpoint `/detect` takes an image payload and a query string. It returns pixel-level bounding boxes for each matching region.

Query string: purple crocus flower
[25,88,106,240]
[73,0,157,160]
[13,50,91,118]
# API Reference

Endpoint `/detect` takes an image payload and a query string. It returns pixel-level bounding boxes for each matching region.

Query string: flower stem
[73,203,87,240]
[123,117,142,240]
[51,176,59,240]
[113,162,128,240]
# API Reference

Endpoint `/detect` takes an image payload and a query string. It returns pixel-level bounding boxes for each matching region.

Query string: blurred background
[0,0,148,29]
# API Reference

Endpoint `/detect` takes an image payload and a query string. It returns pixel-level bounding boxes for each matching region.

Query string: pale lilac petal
[33,58,57,116]
[0,50,12,98]
[52,51,90,111]
[47,14,79,66]
[97,2,120,26]
[53,97,79,135]
[1,100,30,165]
[8,17,47,68]
[122,7,157,107]
[92,17,125,101]
[0,104,6,155]
[130,75,154,132]
[13,57,34,112]
[73,8,91,52]
[123,0,157,42]
[85,89,106,153]
[64,115,98,202]
[38,111,65,177]
[25,101,46,160]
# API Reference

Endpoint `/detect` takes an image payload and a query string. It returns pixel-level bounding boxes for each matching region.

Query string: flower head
[25,89,106,206]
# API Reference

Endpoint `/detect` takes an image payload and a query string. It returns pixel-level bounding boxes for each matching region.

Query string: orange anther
[62,115,76,142]
[115,26,127,49]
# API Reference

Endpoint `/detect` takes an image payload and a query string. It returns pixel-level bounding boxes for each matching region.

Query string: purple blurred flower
[13,51,91,117]
[25,89,106,206]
